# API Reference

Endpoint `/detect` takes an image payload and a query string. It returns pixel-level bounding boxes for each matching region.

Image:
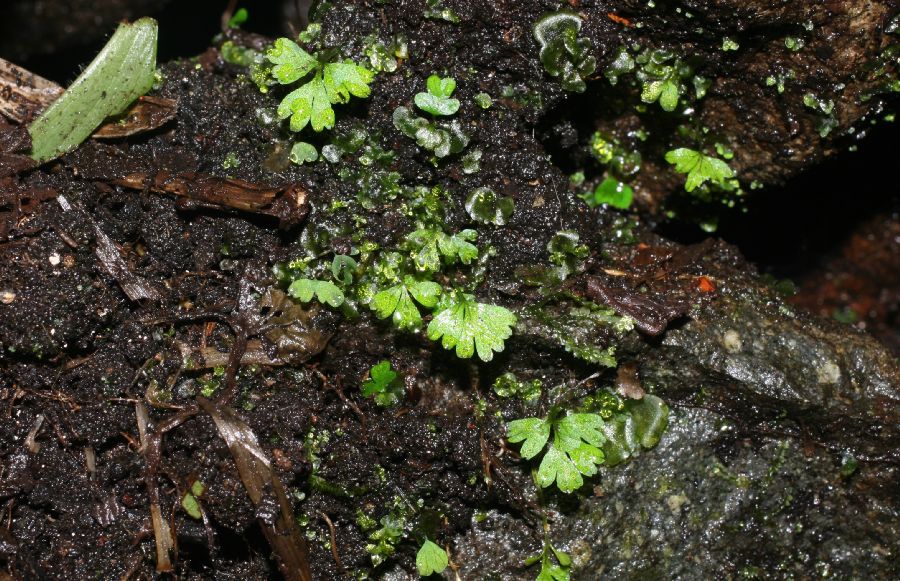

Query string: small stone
[48,253,61,266]
[0,290,15,304]
[723,329,742,353]
[568,538,593,568]
[817,361,841,385]
[667,493,689,514]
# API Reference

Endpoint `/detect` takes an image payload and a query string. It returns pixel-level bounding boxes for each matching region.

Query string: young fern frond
[266,37,375,132]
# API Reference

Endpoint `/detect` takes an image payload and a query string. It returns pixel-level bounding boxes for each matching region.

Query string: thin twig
[319,511,344,572]
[137,403,198,572]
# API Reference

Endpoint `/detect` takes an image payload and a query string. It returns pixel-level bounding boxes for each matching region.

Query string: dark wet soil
[0,18,583,577]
